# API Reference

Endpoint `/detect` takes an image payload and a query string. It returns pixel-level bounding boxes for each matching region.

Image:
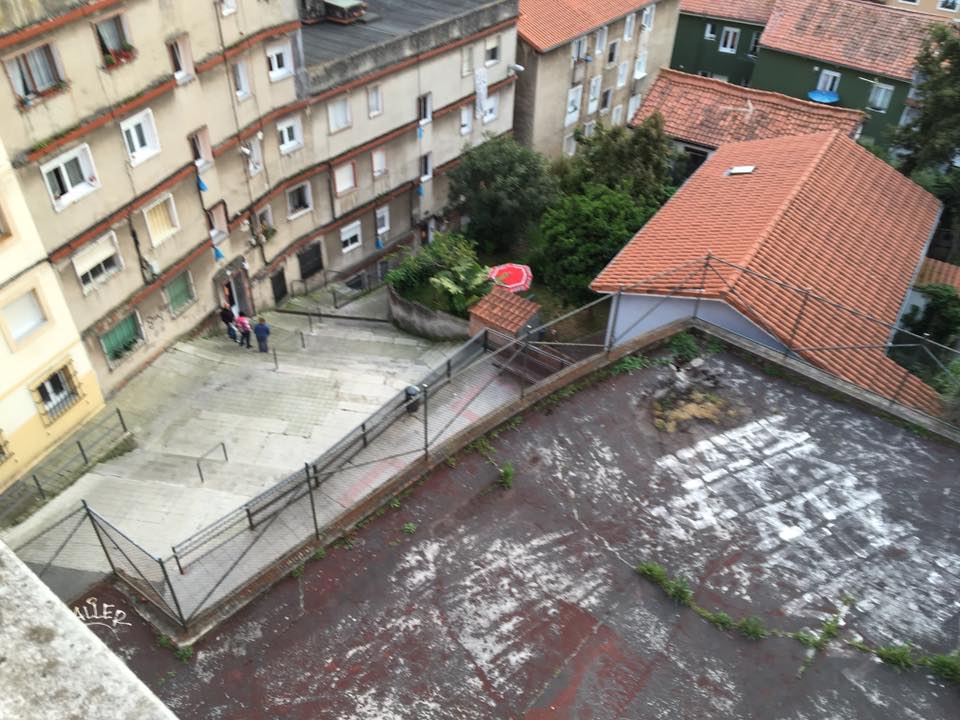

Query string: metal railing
[195,442,228,484]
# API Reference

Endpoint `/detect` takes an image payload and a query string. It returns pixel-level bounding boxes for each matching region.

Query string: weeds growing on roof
[499,461,515,489]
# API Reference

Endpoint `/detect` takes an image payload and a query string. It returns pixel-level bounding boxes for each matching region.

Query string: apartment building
[880,0,959,17]
[513,0,679,158]
[0,135,104,492]
[0,0,517,396]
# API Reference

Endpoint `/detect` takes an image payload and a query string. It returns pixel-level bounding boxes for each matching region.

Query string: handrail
[195,441,228,484]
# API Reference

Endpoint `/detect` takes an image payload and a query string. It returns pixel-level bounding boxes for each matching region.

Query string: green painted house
[671,0,944,146]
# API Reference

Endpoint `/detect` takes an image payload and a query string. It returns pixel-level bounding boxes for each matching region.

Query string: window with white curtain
[5,44,62,100]
[328,96,352,132]
[2,290,46,343]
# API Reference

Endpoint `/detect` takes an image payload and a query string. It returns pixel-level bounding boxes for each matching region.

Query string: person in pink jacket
[235,313,252,349]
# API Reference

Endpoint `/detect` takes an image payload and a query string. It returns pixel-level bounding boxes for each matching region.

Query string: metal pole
[783,289,812,358]
[693,255,710,320]
[308,313,314,333]
[77,440,89,466]
[891,366,912,406]
[83,500,118,576]
[361,422,368,448]
[305,465,320,540]
[446,358,452,380]
[172,548,184,575]
[245,506,255,530]
[299,330,306,349]
[422,383,429,458]
[196,461,204,483]
[33,474,46,500]
[221,442,228,462]
[273,348,278,371]
[158,557,188,630]
[116,407,127,433]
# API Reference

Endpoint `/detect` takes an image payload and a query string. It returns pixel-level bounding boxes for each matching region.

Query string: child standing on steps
[254,317,270,353]
[235,313,252,349]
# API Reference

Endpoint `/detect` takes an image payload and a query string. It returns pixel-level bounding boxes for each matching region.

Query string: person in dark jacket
[253,317,270,353]
[219,304,236,342]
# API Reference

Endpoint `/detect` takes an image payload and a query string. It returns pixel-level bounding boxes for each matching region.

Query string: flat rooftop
[301,0,508,67]
[83,347,960,718]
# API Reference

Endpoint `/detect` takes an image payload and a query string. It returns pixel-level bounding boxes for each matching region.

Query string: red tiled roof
[518,0,651,53]
[470,287,541,334]
[760,0,941,82]
[592,131,943,414]
[631,69,865,148]
[680,0,774,25]
[917,258,960,291]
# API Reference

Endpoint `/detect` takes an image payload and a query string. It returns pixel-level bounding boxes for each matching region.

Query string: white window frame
[587,75,602,114]
[563,133,577,156]
[748,32,760,56]
[40,144,99,212]
[221,0,237,15]
[624,13,636,40]
[461,45,474,76]
[484,35,500,66]
[571,36,588,61]
[232,60,250,100]
[372,148,387,177]
[188,127,212,169]
[119,108,160,166]
[595,26,608,56]
[375,206,390,237]
[867,82,894,112]
[641,4,655,30]
[617,61,628,88]
[73,231,123,293]
[328,96,352,133]
[142,193,180,247]
[36,366,76,412]
[600,88,612,114]
[719,27,740,54]
[817,69,841,93]
[340,220,362,253]
[247,136,263,176]
[612,104,624,125]
[420,152,432,182]
[460,104,473,135]
[266,40,293,82]
[704,22,717,40]
[627,93,642,121]
[277,115,303,155]
[168,35,194,83]
[286,182,312,219]
[565,84,583,127]
[607,40,619,67]
[634,51,647,79]
[334,161,357,195]
[367,85,383,117]
[417,92,432,125]
[482,92,499,124]
[937,0,958,11]
[584,120,597,138]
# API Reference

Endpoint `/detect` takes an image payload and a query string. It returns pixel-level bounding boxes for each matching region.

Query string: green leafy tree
[552,115,676,204]
[934,358,960,423]
[903,283,960,345]
[446,135,557,255]
[531,184,655,304]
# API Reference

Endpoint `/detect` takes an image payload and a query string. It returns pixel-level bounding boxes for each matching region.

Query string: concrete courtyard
[79,351,959,719]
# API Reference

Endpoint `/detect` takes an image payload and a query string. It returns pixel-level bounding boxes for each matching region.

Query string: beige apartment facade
[514,0,680,158]
[0,134,104,492]
[0,0,518,397]
[886,0,959,17]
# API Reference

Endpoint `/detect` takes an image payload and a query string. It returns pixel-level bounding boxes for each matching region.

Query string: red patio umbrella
[488,263,533,293]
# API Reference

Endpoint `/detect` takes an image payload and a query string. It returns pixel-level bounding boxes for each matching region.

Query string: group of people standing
[219,305,270,352]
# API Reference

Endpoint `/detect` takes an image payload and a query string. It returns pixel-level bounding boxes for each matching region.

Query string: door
[271,269,288,304]
[297,243,324,280]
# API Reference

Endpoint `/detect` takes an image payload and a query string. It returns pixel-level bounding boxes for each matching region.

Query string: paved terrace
[82,351,959,719]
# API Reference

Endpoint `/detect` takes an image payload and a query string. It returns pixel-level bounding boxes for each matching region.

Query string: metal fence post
[158,557,188,630]
[82,500,118,576]
[305,464,320,540]
[245,506,255,530]
[33,474,46,500]
[196,461,204,484]
[299,330,306,349]
[116,407,128,433]
[693,255,710,320]
[361,422,368,447]
[784,289,811,358]
[172,548,184,575]
[308,313,314,333]
[273,348,279,371]
[77,440,89,466]
[221,442,228,462]
[446,358,452,380]
[422,383,429,458]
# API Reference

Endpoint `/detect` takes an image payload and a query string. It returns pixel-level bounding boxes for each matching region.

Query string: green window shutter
[166,271,194,315]
[101,314,141,361]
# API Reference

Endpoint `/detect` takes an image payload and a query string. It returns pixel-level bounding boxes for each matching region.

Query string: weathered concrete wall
[388,285,469,339]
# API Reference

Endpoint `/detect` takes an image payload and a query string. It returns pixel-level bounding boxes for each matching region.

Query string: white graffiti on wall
[73,596,132,636]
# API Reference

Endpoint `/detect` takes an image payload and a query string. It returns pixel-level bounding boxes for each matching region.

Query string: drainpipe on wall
[128,216,151,285]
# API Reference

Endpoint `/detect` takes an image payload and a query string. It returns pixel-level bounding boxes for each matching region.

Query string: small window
[208,203,228,242]
[286,182,312,217]
[634,51,647,79]
[5,44,62,102]
[266,40,293,82]
[340,220,361,253]
[867,82,894,112]
[143,194,179,246]
[417,93,432,124]
[460,105,473,135]
[617,61,628,88]
[368,85,383,117]
[375,206,390,237]
[221,0,237,15]
[938,0,958,10]
[571,36,588,61]
[563,133,577,156]
[565,84,583,127]
[484,35,500,66]
[719,27,740,54]
[600,88,612,113]
[612,104,624,125]
[704,22,717,40]
[627,93,641,120]
[607,40,619,66]
[641,4,655,30]
[624,13,636,40]
[277,115,303,154]
[256,205,274,235]
[3,290,46,343]
[100,315,142,364]
[246,136,263,175]
[420,152,432,181]
[818,69,841,93]
[168,35,194,82]
[461,45,474,76]
[483,93,499,124]
[188,127,212,167]
[749,31,760,56]
[73,232,122,293]
[165,271,195,316]
[34,365,79,421]
[41,144,99,211]
[595,26,608,55]
[120,108,160,165]
[328,96,352,133]
[232,61,250,99]
[587,76,601,114]
[583,120,597,138]
[372,148,387,177]
[334,161,357,194]
[95,15,133,66]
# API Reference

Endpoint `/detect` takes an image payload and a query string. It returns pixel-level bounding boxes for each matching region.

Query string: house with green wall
[670,0,944,147]
[670,0,772,86]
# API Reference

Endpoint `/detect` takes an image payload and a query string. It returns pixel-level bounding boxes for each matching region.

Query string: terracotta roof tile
[632,69,865,148]
[518,0,652,53]
[917,258,960,291]
[680,0,774,24]
[592,131,943,413]
[760,0,941,82]
[470,287,541,334]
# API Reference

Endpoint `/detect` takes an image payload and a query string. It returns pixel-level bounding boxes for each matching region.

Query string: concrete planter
[387,285,470,340]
